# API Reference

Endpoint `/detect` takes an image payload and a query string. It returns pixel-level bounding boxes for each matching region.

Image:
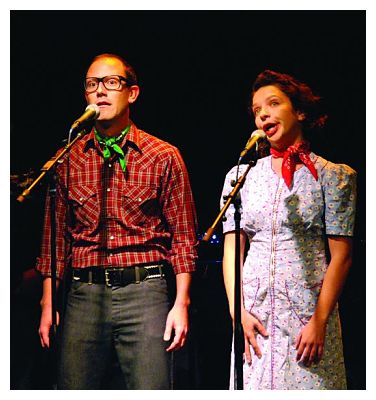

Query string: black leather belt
[72,265,165,287]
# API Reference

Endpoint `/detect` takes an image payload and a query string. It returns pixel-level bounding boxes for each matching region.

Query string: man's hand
[163,303,189,352]
[38,303,59,348]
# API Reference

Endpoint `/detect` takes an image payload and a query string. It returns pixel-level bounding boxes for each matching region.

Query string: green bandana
[94,125,130,172]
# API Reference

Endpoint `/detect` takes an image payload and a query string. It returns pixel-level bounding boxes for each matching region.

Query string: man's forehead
[87,57,124,74]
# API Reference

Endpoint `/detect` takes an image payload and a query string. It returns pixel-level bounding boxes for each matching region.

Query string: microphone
[238,129,266,161]
[69,104,100,134]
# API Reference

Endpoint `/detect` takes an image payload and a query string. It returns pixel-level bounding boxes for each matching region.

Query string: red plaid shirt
[35,122,198,279]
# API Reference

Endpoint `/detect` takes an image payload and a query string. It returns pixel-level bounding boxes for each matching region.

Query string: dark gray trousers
[57,278,172,389]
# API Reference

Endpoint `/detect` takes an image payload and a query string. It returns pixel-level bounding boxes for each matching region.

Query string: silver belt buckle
[144,264,164,280]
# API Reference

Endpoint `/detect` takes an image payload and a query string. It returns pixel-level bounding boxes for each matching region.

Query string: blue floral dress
[221,153,356,390]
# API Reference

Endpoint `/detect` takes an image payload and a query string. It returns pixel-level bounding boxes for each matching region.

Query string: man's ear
[128,85,140,104]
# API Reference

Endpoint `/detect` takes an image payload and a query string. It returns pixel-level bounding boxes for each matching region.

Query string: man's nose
[96,81,106,94]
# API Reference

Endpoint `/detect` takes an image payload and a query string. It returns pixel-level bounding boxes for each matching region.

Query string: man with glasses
[36,53,198,389]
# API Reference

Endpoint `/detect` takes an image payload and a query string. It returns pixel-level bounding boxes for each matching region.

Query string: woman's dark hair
[251,70,328,133]
[87,53,138,86]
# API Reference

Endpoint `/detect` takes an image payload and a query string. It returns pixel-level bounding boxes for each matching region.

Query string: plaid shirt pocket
[69,185,99,229]
[122,184,159,227]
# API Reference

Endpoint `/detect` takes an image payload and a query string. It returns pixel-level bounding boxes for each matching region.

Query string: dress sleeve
[221,165,247,234]
[322,162,357,236]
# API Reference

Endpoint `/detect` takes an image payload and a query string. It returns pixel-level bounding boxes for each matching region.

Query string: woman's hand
[295,315,326,367]
[241,310,269,364]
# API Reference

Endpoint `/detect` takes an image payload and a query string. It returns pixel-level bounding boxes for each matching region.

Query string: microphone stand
[17,129,86,203]
[17,128,88,387]
[202,156,257,390]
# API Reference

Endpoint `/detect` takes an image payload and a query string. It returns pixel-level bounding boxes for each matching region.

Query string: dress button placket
[269,177,284,389]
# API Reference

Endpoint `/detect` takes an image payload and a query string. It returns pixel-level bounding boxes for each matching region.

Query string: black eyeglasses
[84,75,129,93]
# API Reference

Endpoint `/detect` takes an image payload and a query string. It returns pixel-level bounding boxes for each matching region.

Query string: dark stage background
[10,10,365,389]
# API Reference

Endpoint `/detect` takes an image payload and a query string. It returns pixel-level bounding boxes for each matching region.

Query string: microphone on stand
[238,129,266,162]
[69,104,100,134]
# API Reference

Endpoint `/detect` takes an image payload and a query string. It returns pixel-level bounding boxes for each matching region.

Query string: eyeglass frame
[84,75,133,93]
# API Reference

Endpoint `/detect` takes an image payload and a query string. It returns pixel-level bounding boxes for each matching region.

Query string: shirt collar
[83,121,142,153]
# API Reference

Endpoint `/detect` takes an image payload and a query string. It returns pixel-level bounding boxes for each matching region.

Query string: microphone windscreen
[251,129,266,139]
[85,103,100,118]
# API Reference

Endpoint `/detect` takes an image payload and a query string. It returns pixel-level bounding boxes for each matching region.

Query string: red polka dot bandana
[270,141,318,188]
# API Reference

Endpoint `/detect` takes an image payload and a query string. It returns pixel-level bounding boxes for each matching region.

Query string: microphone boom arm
[17,129,87,203]
[202,159,256,242]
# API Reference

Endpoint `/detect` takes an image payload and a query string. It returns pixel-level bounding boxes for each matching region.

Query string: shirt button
[108,163,112,168]
[109,253,114,256]
[79,197,84,202]
[107,188,111,192]
[138,198,142,202]
[110,235,114,240]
